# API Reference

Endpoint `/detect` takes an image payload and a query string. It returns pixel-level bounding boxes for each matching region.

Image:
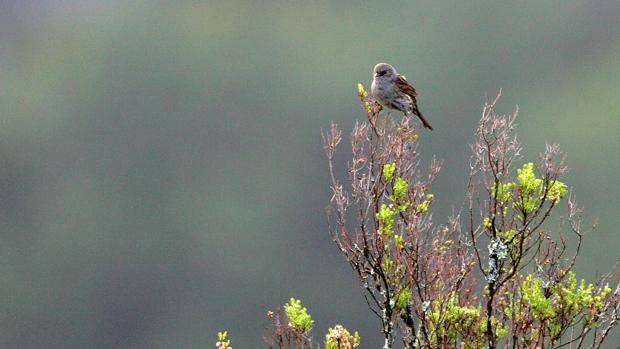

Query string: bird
[371,63,433,130]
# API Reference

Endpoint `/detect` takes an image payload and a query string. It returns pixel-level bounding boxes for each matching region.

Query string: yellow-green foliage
[375,171,411,238]
[357,83,372,113]
[427,292,507,348]
[381,255,396,273]
[509,273,614,342]
[356,83,367,98]
[393,234,404,250]
[519,273,612,321]
[513,163,567,213]
[414,194,433,214]
[376,204,397,238]
[491,181,513,206]
[391,177,408,202]
[284,298,315,332]
[483,217,492,228]
[556,272,612,319]
[487,163,568,217]
[396,288,411,310]
[216,331,232,349]
[382,163,396,181]
[414,200,430,214]
[521,275,556,320]
[325,325,361,349]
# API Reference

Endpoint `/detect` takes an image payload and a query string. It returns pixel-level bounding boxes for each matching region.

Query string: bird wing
[395,74,417,97]
[395,74,433,130]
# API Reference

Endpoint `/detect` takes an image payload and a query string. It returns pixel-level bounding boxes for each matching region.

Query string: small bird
[371,63,433,130]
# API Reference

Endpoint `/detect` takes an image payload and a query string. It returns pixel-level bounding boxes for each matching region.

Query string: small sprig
[325,325,361,349]
[216,331,232,349]
[357,83,372,114]
[285,298,315,332]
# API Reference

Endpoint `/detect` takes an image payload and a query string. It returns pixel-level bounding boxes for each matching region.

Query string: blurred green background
[1,1,618,348]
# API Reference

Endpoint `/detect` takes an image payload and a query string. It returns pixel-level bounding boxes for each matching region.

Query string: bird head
[373,63,396,79]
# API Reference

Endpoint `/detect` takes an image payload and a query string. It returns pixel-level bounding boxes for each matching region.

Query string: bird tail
[411,105,433,130]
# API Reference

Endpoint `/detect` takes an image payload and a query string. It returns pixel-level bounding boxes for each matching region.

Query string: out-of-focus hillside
[0,1,618,348]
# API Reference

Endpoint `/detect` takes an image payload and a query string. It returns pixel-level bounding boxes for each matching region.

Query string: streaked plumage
[371,63,433,130]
